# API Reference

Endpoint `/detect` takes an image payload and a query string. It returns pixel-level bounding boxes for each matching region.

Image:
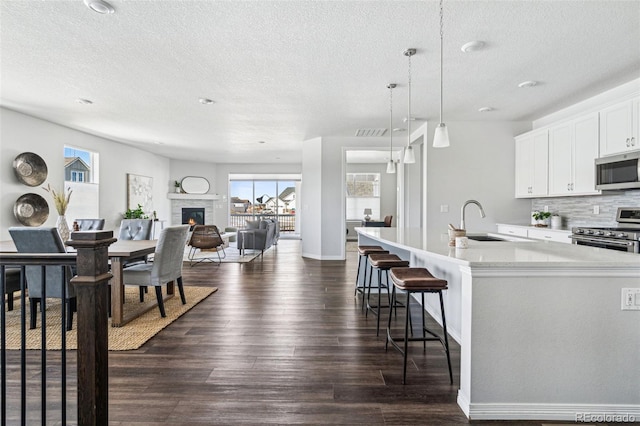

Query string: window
[346,173,380,220]
[229,178,298,234]
[64,146,99,221]
[70,171,85,182]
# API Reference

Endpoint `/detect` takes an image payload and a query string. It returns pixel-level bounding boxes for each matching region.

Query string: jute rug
[2,286,217,351]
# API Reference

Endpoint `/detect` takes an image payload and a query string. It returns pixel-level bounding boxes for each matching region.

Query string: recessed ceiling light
[478,106,493,113]
[461,41,485,53]
[83,0,115,14]
[258,141,266,144]
[518,80,538,88]
[393,128,406,132]
[199,98,215,105]
[76,98,93,105]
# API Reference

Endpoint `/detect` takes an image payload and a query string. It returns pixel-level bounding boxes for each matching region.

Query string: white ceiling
[1,0,639,164]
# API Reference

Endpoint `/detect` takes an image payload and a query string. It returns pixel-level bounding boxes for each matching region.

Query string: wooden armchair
[187,225,226,266]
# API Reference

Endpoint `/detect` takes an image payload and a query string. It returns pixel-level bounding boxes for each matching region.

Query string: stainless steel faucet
[460,200,486,230]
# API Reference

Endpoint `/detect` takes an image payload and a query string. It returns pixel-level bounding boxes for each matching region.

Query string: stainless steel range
[571,207,640,253]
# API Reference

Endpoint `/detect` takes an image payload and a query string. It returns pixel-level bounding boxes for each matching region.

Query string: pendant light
[433,0,450,148]
[403,48,416,163]
[386,83,397,174]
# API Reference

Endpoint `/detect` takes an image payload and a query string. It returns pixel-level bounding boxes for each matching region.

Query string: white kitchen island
[356,227,640,422]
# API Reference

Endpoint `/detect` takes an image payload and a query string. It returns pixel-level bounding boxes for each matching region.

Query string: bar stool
[355,245,388,301]
[365,253,409,336]
[386,267,452,385]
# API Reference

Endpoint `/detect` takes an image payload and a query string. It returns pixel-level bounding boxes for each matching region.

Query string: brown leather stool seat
[355,245,389,300]
[386,267,453,385]
[365,253,409,336]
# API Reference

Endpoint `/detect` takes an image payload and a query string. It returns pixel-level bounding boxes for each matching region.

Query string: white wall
[0,108,171,240]
[301,137,323,259]
[426,120,533,234]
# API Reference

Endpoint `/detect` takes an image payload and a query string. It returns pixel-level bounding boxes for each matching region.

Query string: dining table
[0,237,165,327]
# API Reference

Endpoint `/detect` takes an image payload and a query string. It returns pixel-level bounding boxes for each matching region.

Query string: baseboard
[463,402,640,422]
[301,252,345,261]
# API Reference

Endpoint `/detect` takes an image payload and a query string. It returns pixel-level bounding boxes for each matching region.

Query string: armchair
[9,227,76,330]
[187,225,226,266]
[237,220,276,255]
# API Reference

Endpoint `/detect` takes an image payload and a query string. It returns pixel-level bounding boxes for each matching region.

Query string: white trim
[466,402,640,422]
[301,252,344,260]
[167,193,220,200]
[466,265,640,278]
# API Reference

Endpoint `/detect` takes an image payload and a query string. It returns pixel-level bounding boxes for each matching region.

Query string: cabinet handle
[544,236,552,239]
[571,183,574,191]
[626,138,631,147]
[567,183,570,191]
[632,137,636,147]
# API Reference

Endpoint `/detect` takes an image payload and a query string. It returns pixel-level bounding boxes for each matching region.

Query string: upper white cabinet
[548,112,600,196]
[599,97,639,156]
[515,129,548,198]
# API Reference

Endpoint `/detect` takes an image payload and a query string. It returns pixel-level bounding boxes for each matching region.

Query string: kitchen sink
[467,235,506,242]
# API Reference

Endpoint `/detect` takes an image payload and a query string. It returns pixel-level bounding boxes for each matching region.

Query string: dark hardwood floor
[9,240,586,424]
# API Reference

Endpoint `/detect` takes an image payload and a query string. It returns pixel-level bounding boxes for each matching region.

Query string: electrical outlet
[593,205,600,214]
[440,204,449,213]
[544,205,549,212]
[621,288,640,310]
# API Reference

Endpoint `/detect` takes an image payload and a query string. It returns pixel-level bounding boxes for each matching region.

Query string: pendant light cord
[439,0,444,124]
[389,84,393,157]
[407,52,411,147]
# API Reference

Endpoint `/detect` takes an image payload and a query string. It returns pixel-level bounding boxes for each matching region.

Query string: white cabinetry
[496,224,528,237]
[548,112,600,196]
[497,224,572,244]
[599,97,639,156]
[515,129,548,198]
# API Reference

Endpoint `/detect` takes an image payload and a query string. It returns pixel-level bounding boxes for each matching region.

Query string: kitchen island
[356,227,640,422]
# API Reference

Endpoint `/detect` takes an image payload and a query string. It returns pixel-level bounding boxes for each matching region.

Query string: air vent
[355,128,387,137]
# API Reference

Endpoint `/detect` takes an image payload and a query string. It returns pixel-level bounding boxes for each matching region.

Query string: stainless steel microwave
[595,151,640,190]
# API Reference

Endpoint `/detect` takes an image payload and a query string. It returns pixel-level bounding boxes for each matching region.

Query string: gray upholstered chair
[118,219,154,267]
[236,220,277,254]
[3,267,22,311]
[187,225,226,266]
[75,218,105,231]
[118,219,153,240]
[8,227,76,330]
[122,225,189,317]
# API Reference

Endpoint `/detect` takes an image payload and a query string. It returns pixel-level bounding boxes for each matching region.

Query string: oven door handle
[572,235,634,247]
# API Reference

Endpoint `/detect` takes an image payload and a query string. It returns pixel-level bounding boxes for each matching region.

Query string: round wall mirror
[180,176,210,194]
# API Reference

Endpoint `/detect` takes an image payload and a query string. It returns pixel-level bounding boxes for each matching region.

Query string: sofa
[237,219,278,254]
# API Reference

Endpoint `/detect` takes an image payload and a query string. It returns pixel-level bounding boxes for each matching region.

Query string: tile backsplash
[531,190,640,228]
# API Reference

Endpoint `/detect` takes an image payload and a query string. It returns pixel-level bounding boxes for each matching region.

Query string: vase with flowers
[43,183,72,241]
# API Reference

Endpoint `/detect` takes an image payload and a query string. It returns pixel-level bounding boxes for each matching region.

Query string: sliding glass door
[229,179,298,235]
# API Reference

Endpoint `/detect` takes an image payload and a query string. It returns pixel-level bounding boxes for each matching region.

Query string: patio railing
[229,213,296,232]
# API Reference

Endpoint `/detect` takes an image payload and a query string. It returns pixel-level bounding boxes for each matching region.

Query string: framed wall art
[127,173,153,214]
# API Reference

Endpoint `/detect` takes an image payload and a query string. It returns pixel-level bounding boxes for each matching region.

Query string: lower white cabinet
[497,224,572,244]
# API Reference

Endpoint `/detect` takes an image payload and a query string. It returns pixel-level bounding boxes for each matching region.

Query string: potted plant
[174,180,181,193]
[532,211,551,227]
[124,204,149,219]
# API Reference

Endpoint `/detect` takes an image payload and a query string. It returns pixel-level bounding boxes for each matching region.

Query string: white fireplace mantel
[167,193,221,201]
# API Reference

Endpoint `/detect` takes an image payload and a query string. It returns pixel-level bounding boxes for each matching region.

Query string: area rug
[181,244,263,264]
[2,286,217,351]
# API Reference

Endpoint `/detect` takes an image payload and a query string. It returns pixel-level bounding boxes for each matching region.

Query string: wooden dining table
[0,238,165,327]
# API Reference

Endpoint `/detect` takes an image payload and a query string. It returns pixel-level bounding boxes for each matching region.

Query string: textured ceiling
[1,0,639,164]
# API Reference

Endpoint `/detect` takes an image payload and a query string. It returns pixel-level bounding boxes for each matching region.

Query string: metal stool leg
[354,254,363,296]
[402,291,411,385]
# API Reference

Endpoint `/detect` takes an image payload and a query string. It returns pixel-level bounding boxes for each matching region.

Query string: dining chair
[384,215,393,227]
[187,225,226,266]
[74,218,105,231]
[8,227,76,330]
[121,225,189,317]
[118,219,153,267]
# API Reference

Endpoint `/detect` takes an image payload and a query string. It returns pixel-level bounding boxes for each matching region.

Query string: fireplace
[182,208,204,228]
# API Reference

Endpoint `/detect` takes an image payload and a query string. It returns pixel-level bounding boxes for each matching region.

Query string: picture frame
[127,173,153,214]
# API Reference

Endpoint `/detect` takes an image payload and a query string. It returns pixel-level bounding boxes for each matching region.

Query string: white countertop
[356,227,640,268]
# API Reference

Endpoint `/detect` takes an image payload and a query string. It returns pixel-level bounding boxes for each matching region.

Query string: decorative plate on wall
[13,193,49,226]
[13,152,48,187]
